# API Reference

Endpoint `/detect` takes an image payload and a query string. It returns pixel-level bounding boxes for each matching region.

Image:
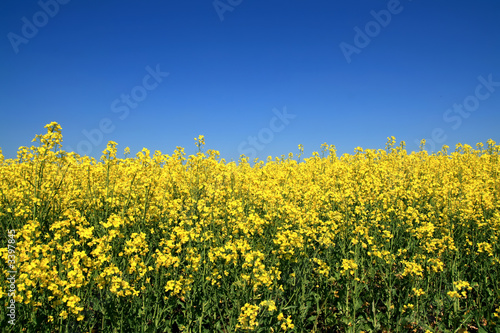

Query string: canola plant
[0,122,499,332]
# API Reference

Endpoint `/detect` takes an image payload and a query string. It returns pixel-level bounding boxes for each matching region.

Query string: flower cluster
[0,123,499,331]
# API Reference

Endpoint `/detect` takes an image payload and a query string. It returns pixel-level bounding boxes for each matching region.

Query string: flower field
[1,122,499,332]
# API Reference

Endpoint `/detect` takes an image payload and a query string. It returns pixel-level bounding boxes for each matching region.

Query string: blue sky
[1,1,499,162]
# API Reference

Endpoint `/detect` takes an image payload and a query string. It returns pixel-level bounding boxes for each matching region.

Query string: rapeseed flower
[1,123,499,331]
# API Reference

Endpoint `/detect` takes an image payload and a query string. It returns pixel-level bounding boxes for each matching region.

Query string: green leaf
[477,326,488,333]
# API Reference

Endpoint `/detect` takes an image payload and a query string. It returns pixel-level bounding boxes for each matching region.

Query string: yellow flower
[279,315,294,330]
[236,303,260,330]
[4,123,500,332]
[402,303,414,313]
[340,259,358,276]
[401,261,424,278]
[412,288,425,297]
[259,300,277,312]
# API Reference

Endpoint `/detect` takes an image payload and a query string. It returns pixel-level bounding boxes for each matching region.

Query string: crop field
[0,122,499,332]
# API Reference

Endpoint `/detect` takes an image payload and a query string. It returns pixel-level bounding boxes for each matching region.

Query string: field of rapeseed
[0,122,499,332]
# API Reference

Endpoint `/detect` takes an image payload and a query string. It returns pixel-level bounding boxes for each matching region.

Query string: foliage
[0,124,499,332]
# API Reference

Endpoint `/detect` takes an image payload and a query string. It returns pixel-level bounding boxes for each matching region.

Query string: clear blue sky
[1,1,499,162]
